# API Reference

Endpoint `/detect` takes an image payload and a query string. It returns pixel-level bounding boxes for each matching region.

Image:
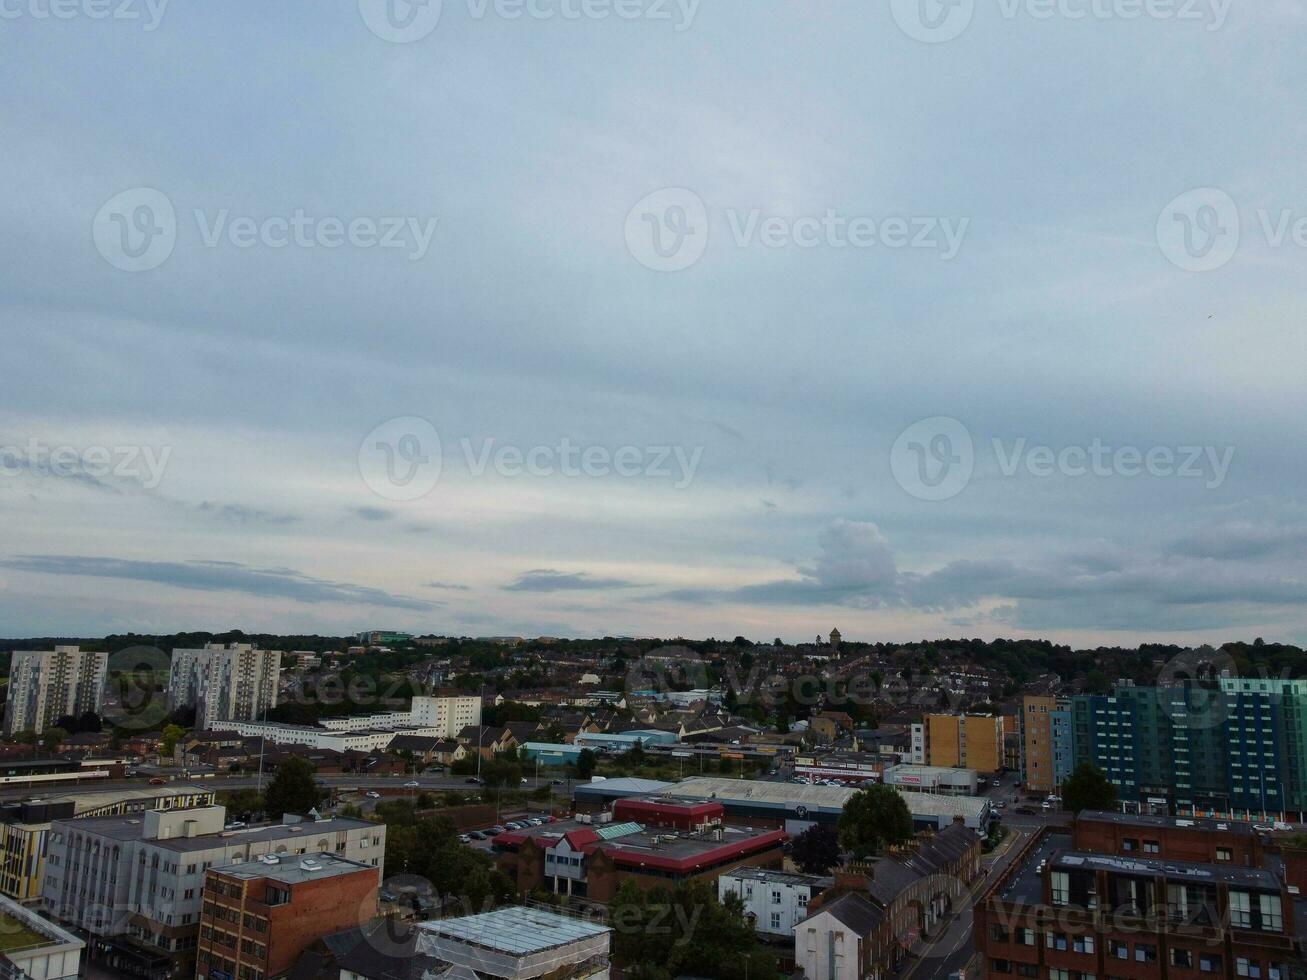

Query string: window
[1229,891,1252,928]
[1051,871,1069,905]
[772,890,782,904]
[1216,848,1232,862]
[1200,955,1221,973]
[770,912,781,929]
[1017,965,1039,978]
[1121,839,1137,852]
[990,926,1010,943]
[1171,949,1193,968]
[1143,840,1159,854]
[1236,959,1262,979]
[1046,933,1068,951]
[1110,941,1128,960]
[1134,945,1157,964]
[1016,928,1036,946]
[1049,971,1069,980]
[991,960,1012,974]
[1259,894,1283,931]
[1073,936,1094,954]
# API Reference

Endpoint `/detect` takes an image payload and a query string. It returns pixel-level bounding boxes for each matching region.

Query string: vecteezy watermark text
[891,417,1234,500]
[0,0,168,30]
[625,188,969,272]
[358,416,704,501]
[890,0,1231,44]
[93,188,439,272]
[358,0,699,43]
[0,438,172,490]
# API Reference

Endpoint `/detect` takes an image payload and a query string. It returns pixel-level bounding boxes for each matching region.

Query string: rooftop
[653,776,989,818]
[54,808,374,851]
[214,851,375,884]
[719,866,833,888]
[1051,850,1281,889]
[419,906,610,956]
[1076,809,1255,836]
[494,817,786,871]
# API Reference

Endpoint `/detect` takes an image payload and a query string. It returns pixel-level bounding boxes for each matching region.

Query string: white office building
[41,805,383,973]
[717,867,831,940]
[4,647,108,735]
[167,643,281,730]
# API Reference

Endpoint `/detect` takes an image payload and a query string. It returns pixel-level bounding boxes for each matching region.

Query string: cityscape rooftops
[1050,850,1282,890]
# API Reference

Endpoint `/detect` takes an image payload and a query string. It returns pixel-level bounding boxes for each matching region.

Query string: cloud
[663,520,1307,631]
[503,569,639,592]
[1168,520,1307,560]
[196,502,299,526]
[351,507,394,522]
[424,580,471,591]
[0,555,435,611]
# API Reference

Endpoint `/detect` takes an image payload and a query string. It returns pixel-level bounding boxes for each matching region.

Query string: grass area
[0,911,49,953]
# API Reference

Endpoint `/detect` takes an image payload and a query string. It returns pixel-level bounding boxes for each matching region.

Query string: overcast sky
[1,0,1305,645]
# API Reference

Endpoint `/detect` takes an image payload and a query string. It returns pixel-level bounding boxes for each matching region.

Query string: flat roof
[216,851,374,884]
[495,818,785,870]
[1076,810,1255,836]
[420,906,609,956]
[55,811,375,851]
[719,867,833,888]
[1052,851,1280,889]
[655,777,988,817]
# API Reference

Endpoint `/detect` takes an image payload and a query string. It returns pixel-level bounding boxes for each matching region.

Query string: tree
[263,756,325,818]
[609,879,777,980]
[791,824,841,874]
[576,749,597,779]
[160,724,186,756]
[1061,763,1117,814]
[838,783,913,858]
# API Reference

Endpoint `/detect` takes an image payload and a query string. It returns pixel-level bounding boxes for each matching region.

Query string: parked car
[491,825,506,834]
[469,830,487,840]
[380,890,398,903]
[458,834,471,844]
[505,821,523,830]
[991,779,1001,787]
[403,780,420,788]
[148,777,167,785]
[465,777,481,784]
[366,791,381,799]
[528,817,544,826]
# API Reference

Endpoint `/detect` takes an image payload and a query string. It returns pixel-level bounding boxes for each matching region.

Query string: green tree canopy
[837,783,914,858]
[262,756,325,818]
[791,823,842,874]
[1061,763,1118,814]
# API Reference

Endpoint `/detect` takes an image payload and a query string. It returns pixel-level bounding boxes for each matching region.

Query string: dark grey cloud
[503,569,639,592]
[0,555,435,611]
[351,507,394,522]
[662,520,1307,631]
[425,581,471,591]
[1168,521,1307,561]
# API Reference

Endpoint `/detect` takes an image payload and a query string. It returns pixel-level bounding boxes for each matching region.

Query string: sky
[1,0,1306,645]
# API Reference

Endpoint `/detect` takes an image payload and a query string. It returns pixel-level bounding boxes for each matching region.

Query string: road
[0,771,559,801]
[892,826,1033,980]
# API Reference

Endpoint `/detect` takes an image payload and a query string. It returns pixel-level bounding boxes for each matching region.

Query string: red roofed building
[492,806,785,904]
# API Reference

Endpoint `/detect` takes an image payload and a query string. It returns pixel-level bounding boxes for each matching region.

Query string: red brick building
[195,853,378,980]
[975,823,1299,980]
[1073,811,1264,867]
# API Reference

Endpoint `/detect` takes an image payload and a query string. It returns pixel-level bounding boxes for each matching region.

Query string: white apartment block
[224,720,446,752]
[168,644,281,730]
[41,806,384,958]
[4,646,108,735]
[313,695,480,738]
[909,723,926,765]
[718,867,830,939]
